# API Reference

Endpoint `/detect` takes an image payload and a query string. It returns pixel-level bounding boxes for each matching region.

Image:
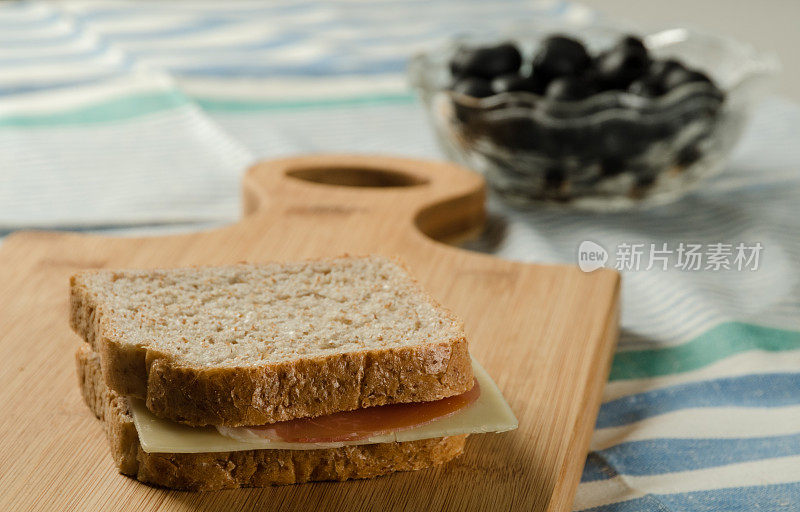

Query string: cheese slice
[130,359,518,453]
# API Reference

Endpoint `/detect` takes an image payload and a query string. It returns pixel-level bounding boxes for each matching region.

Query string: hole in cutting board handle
[286,166,428,188]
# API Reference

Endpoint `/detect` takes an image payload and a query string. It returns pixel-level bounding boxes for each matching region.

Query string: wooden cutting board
[0,155,619,512]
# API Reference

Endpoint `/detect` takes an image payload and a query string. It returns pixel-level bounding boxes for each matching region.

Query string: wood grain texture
[0,155,619,512]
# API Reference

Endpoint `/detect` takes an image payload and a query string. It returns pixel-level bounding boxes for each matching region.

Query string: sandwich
[71,255,517,490]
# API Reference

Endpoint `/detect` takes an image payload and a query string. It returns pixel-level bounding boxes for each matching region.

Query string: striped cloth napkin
[2,1,799,510]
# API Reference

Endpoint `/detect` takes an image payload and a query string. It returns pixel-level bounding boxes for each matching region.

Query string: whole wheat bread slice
[70,256,472,427]
[76,344,467,490]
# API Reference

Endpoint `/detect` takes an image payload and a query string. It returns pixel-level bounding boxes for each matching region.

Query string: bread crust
[70,257,473,427]
[76,344,467,490]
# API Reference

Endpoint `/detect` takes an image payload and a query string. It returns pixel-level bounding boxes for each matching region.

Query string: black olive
[636,173,658,188]
[596,35,650,89]
[532,35,591,79]
[449,42,522,79]
[628,78,663,97]
[545,76,595,101]
[488,117,543,151]
[620,36,647,54]
[600,158,627,177]
[676,144,703,167]
[491,73,548,95]
[544,167,566,189]
[599,120,650,159]
[451,77,493,98]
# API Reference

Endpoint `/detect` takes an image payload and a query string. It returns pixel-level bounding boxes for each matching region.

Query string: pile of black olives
[448,35,720,101]
[443,34,726,202]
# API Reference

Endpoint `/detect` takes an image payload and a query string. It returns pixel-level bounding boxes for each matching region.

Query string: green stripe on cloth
[610,322,800,381]
[0,91,189,128]
[194,92,415,112]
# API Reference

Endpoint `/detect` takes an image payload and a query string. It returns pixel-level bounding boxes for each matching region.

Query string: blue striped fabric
[583,483,800,512]
[1,2,799,510]
[585,432,800,478]
[598,374,800,428]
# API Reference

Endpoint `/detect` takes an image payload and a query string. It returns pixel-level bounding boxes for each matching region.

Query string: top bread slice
[70,255,472,427]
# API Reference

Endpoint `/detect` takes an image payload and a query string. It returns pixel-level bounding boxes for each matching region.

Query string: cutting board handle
[242,154,487,243]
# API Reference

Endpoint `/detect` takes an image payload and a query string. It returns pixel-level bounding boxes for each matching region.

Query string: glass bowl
[409,26,778,211]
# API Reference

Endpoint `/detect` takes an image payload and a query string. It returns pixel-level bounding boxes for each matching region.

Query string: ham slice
[238,379,480,443]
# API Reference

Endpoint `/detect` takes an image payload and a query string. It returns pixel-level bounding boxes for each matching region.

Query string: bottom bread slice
[75,344,467,490]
